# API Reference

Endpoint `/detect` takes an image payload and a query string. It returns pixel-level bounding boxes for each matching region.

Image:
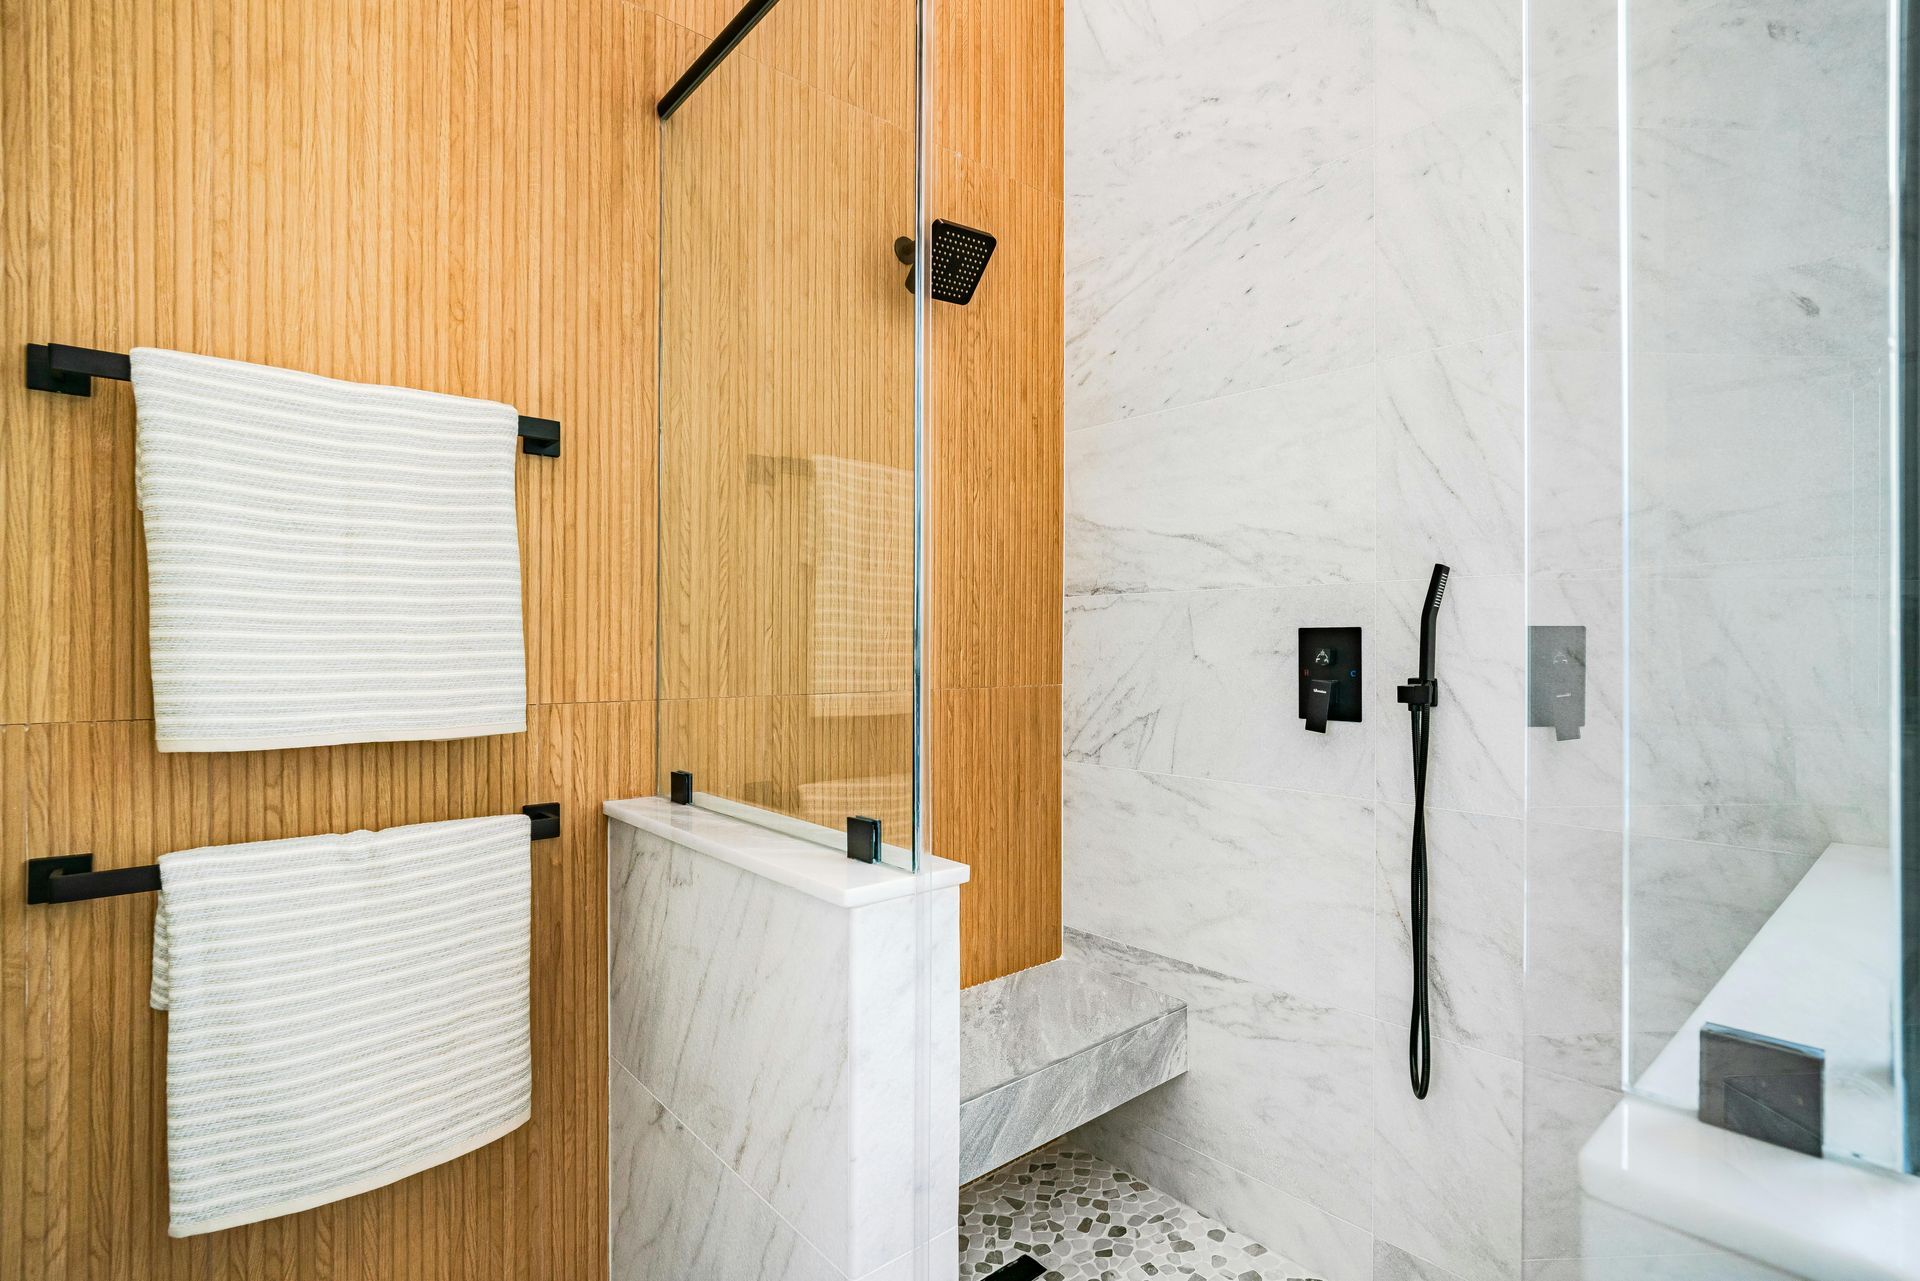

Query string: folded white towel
[129,348,527,752]
[150,815,531,1237]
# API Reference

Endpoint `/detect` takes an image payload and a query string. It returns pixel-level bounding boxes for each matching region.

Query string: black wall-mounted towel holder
[23,802,562,905]
[25,343,563,458]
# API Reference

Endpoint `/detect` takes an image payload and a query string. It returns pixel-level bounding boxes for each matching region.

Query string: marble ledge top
[961,954,1185,1101]
[604,795,969,909]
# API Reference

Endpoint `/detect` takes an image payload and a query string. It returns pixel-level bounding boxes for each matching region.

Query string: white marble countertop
[604,795,969,908]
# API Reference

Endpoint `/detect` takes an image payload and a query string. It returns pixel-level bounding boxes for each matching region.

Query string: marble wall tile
[1524,1068,1641,1264]
[1068,1113,1376,1281]
[1630,127,1887,371]
[1377,332,1524,580]
[1628,0,1886,137]
[859,1230,960,1281]
[1529,129,1620,355]
[1792,721,1891,847]
[1376,1241,1468,1281]
[1529,0,1615,127]
[1065,367,1377,594]
[1376,804,1525,1059]
[1375,0,1519,139]
[610,1060,842,1281]
[1625,834,1817,1077]
[848,890,959,1276]
[1066,929,1377,1231]
[1376,93,1523,358]
[608,826,853,1265]
[1065,763,1375,1014]
[1525,1249,1806,1281]
[1067,0,1374,224]
[1529,355,1621,577]
[1523,821,1622,1089]
[1066,153,1375,429]
[1631,559,1861,741]
[1371,573,1526,818]
[1063,584,1378,798]
[1372,1020,1524,1281]
[1630,355,1862,568]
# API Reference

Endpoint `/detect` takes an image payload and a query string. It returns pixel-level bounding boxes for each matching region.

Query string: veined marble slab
[609,804,962,1281]
[960,955,1187,1181]
[603,794,968,906]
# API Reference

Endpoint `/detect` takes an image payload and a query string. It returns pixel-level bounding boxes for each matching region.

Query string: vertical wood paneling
[928,0,1065,985]
[934,685,1063,986]
[934,0,1064,196]
[656,18,918,839]
[1,0,665,1275]
[929,149,1065,692]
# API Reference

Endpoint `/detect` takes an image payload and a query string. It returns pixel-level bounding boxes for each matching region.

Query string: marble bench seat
[959,954,1187,1182]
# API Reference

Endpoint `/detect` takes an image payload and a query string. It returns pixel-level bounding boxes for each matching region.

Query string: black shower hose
[1408,701,1433,1100]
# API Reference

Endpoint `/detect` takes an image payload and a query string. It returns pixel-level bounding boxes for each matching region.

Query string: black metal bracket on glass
[846,815,881,865]
[23,803,563,905]
[25,343,563,457]
[657,0,781,120]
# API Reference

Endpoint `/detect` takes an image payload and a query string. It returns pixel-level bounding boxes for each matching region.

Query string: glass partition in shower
[654,0,923,868]
[1526,0,1909,1255]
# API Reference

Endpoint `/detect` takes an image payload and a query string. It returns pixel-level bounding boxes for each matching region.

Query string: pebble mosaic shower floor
[958,1146,1319,1281]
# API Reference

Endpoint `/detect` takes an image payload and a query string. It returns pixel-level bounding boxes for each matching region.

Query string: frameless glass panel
[1616,0,1900,1168]
[655,0,920,869]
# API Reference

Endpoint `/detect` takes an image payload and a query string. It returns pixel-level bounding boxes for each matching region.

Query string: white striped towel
[128,348,527,752]
[150,814,532,1237]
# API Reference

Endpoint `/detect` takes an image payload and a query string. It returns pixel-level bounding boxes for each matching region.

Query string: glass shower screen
[654,2,921,870]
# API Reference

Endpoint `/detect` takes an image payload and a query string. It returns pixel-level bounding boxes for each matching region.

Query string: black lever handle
[1305,678,1337,733]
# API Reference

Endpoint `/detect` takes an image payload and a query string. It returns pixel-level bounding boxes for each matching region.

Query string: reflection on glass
[1615,0,1897,1166]
[655,8,918,864]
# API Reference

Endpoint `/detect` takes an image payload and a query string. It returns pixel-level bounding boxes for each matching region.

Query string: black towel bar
[25,342,562,457]
[23,802,563,905]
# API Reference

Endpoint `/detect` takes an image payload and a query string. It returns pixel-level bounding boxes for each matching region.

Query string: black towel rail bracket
[25,343,562,458]
[24,803,563,905]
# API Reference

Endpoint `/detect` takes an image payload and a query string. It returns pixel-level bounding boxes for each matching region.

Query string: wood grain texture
[934,0,1065,195]
[656,14,919,840]
[932,685,1062,987]
[927,0,1065,985]
[928,148,1065,693]
[0,0,665,1275]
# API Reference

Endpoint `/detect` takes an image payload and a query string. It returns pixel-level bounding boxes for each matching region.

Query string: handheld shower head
[1418,563,1450,681]
[1400,560,1450,1101]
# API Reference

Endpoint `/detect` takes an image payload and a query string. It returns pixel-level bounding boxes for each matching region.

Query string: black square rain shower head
[894,219,998,304]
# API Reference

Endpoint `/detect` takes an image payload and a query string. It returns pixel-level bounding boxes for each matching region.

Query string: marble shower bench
[960,953,1187,1181]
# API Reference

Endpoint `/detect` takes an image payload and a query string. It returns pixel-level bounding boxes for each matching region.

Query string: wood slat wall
[1,0,1061,1275]
[929,1,1066,986]
[0,2,664,1276]
[655,19,918,838]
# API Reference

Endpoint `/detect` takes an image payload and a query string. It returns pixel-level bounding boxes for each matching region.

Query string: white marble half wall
[606,801,963,1281]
